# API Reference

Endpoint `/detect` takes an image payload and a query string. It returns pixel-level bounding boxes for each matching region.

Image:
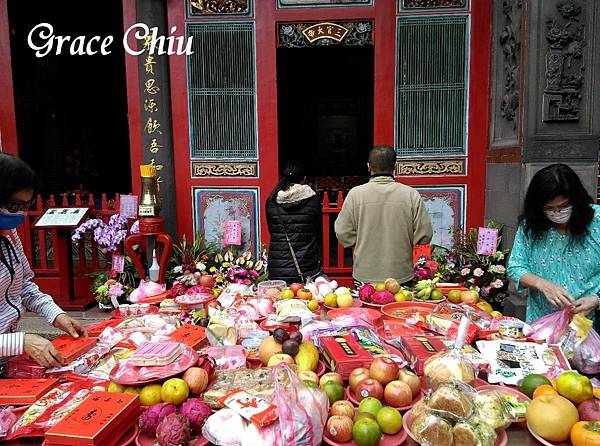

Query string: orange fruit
[533,384,558,399]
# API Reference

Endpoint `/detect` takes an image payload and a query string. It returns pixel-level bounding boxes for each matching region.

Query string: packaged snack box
[0,378,59,405]
[45,391,140,446]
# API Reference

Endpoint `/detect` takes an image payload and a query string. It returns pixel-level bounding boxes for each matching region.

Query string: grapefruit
[519,373,551,398]
[526,393,579,442]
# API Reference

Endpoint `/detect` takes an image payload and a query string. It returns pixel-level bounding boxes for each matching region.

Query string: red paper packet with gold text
[219,389,278,428]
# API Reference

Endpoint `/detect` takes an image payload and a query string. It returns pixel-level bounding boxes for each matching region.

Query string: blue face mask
[0,208,26,230]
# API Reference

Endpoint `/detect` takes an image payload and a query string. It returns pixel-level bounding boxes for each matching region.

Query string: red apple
[320,372,344,388]
[355,378,383,402]
[325,415,353,442]
[330,400,355,418]
[349,368,371,393]
[370,357,400,386]
[199,274,216,288]
[384,380,413,407]
[398,368,421,398]
[289,282,304,296]
[577,398,600,421]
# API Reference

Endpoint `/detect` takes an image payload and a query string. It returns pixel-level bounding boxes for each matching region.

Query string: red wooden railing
[321,191,353,285]
[20,193,120,299]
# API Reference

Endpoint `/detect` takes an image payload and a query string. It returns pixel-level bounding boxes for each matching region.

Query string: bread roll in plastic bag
[452,417,497,446]
[427,382,476,420]
[423,316,478,390]
[412,411,453,446]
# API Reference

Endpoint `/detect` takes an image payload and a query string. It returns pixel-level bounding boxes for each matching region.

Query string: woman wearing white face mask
[0,153,87,371]
[508,163,600,322]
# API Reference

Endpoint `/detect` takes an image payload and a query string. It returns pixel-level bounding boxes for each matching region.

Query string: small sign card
[223,220,242,246]
[413,244,431,265]
[112,254,125,273]
[476,227,499,256]
[119,195,138,218]
[34,207,89,228]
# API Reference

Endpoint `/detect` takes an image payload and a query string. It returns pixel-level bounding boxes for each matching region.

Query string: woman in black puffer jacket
[266,162,322,284]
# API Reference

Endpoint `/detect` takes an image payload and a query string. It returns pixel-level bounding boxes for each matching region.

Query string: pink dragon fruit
[138,403,177,436]
[414,267,432,280]
[179,398,212,432]
[358,284,376,303]
[371,290,394,305]
[156,413,192,446]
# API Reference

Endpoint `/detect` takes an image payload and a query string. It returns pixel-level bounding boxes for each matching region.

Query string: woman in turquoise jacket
[508,164,600,323]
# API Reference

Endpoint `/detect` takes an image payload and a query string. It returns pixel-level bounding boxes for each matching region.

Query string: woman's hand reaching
[24,333,64,367]
[537,279,575,308]
[571,296,599,316]
[53,314,88,338]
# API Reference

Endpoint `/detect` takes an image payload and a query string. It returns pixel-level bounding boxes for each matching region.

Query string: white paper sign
[112,254,125,273]
[119,195,139,218]
[34,208,89,228]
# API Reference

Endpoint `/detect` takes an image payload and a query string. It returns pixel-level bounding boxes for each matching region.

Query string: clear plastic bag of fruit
[565,313,600,374]
[242,363,328,446]
[423,317,478,390]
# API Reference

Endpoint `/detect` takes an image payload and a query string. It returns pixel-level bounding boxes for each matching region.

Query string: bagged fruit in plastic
[565,313,600,374]
[202,408,247,445]
[423,317,477,390]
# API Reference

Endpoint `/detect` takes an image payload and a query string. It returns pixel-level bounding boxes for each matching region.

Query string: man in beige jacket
[335,145,433,284]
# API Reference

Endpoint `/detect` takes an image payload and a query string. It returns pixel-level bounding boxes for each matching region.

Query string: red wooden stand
[53,228,96,310]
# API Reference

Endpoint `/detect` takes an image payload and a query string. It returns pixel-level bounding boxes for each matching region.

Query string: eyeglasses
[3,198,35,213]
[543,200,571,213]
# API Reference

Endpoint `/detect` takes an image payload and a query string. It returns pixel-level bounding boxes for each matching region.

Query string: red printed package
[51,336,98,363]
[6,378,106,440]
[219,389,278,428]
[44,391,139,446]
[320,335,374,378]
[4,355,47,379]
[0,379,59,405]
[398,335,448,375]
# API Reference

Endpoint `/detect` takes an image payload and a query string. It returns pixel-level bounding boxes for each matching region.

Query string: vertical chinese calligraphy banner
[136,0,177,237]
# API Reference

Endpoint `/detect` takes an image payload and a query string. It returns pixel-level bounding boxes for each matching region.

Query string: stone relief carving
[543,1,585,122]
[499,0,522,129]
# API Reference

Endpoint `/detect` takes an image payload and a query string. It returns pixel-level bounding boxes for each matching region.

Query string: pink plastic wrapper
[109,345,199,385]
[523,308,571,344]
[204,345,247,370]
[0,407,17,438]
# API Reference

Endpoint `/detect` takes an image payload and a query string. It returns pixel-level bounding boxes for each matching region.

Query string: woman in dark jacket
[266,162,322,283]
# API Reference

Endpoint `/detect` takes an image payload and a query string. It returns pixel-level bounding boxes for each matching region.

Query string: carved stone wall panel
[490,0,523,148]
[523,0,600,162]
